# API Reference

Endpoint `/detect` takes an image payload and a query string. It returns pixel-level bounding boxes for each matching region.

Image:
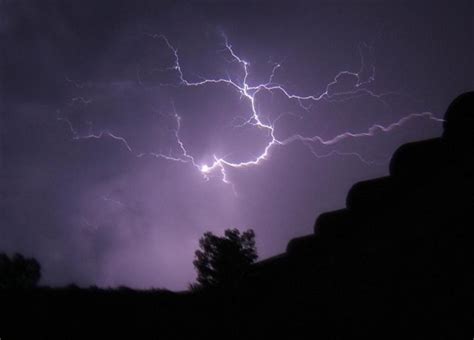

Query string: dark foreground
[2,92,474,339]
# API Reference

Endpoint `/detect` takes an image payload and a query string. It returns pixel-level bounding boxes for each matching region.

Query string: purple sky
[1,0,473,290]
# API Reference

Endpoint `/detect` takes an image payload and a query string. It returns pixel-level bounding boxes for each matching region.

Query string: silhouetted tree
[193,229,258,289]
[0,253,41,288]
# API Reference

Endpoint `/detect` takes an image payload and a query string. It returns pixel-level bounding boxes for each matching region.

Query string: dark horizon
[1,0,473,290]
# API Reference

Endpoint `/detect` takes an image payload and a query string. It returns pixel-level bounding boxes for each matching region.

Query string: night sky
[1,0,473,290]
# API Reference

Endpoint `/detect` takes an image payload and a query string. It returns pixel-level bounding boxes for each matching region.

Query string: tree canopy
[193,229,258,289]
[0,253,41,289]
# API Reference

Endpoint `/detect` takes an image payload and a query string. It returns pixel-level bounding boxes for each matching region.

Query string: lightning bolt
[57,115,141,156]
[60,33,444,187]
[101,195,125,207]
[143,33,443,182]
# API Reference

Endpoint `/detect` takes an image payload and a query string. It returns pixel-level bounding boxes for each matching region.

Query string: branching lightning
[59,33,444,187]
[57,115,139,155]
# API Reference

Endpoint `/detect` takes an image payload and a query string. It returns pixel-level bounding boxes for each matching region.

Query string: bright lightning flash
[60,33,444,187]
